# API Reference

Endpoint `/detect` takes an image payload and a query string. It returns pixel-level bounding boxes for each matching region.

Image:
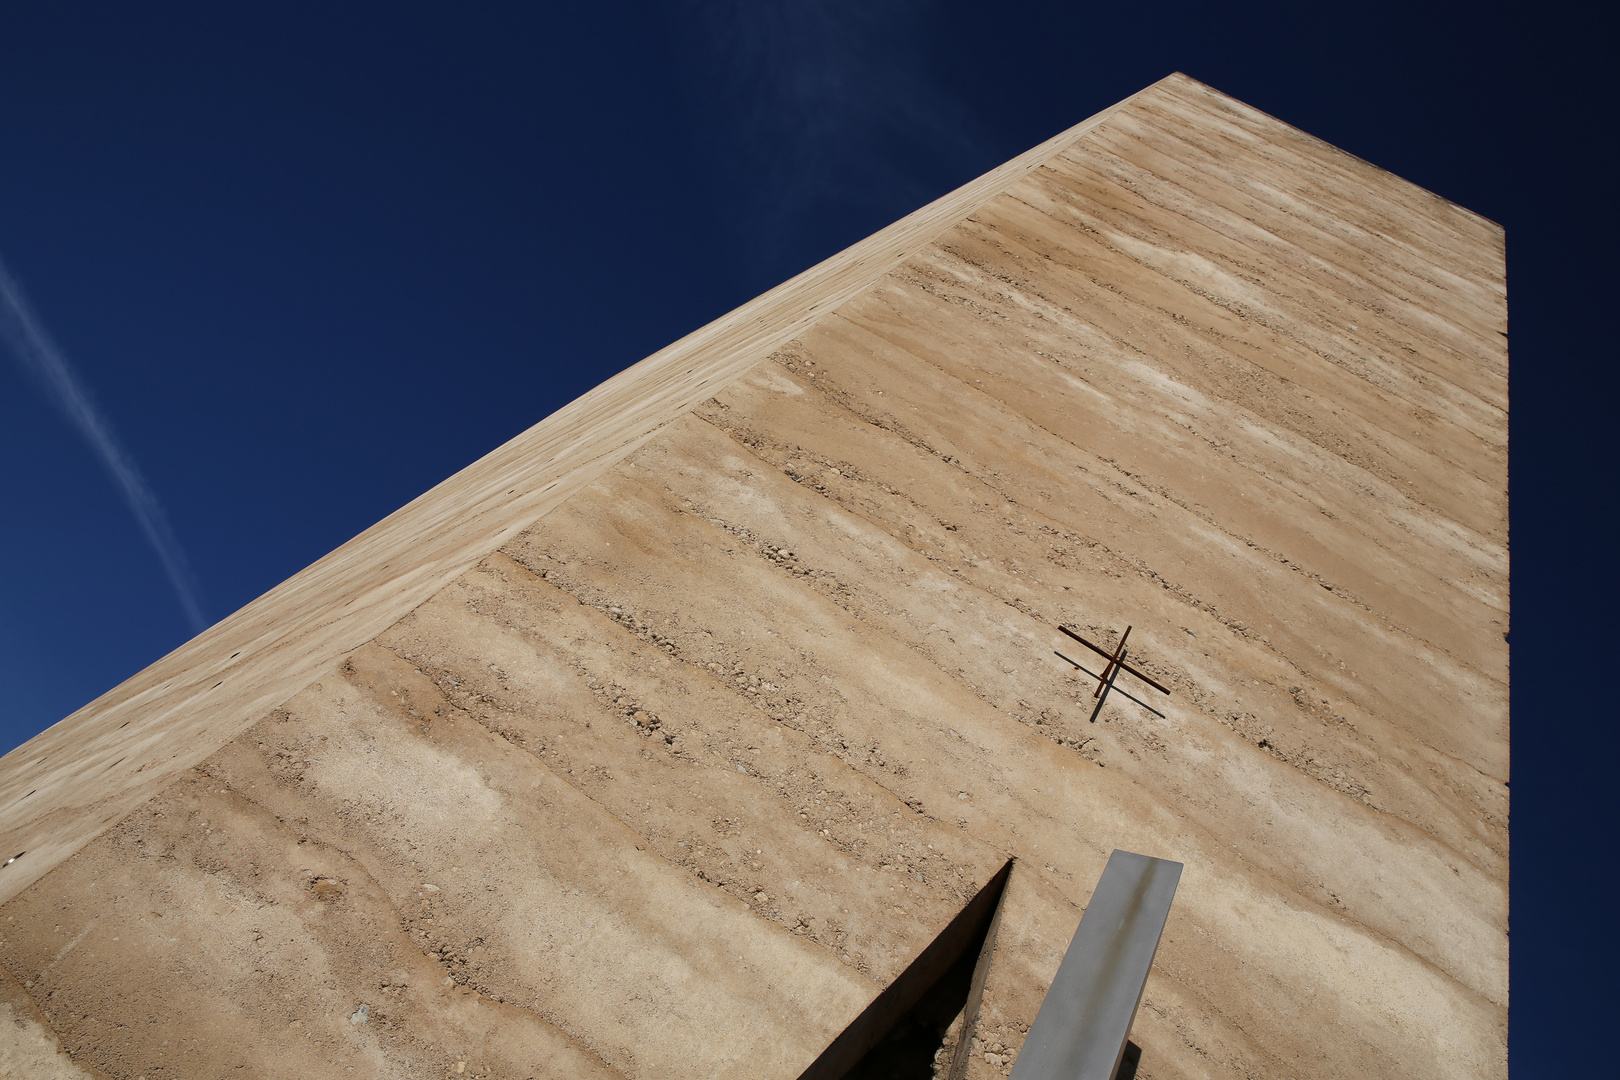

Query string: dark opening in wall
[797,860,1013,1080]
[840,924,984,1079]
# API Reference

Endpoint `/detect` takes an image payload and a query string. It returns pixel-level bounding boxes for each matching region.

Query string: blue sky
[0,2,1609,1073]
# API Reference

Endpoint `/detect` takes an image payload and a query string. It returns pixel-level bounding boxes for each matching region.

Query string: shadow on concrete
[1117,1040,1143,1079]
[797,860,1013,1080]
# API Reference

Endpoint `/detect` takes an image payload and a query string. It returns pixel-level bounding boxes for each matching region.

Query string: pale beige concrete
[0,74,1506,1079]
[0,966,104,1079]
[0,79,1152,913]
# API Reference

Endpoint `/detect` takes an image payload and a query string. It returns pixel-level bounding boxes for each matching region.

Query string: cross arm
[1058,626,1172,695]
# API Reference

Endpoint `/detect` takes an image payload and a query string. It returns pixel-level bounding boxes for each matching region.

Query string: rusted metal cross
[1054,624,1171,722]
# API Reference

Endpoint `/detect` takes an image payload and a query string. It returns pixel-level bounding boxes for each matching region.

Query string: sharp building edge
[0,77,1156,910]
[0,73,1507,1080]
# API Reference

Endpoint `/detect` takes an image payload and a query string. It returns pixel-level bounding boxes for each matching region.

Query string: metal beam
[1009,850,1182,1080]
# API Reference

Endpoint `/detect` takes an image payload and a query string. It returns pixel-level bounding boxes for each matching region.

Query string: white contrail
[0,255,208,634]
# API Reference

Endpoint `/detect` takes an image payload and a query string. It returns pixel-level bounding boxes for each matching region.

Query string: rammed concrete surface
[0,74,1507,1079]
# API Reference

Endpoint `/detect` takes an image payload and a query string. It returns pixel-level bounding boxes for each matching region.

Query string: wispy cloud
[0,255,207,634]
[674,0,987,263]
